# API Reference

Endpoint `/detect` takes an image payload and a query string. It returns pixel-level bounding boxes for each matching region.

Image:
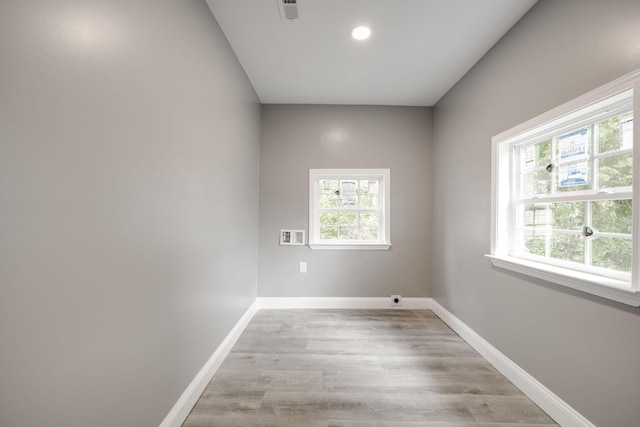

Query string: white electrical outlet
[299,262,307,273]
[390,295,402,306]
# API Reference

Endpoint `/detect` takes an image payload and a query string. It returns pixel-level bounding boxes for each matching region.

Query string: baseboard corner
[158,298,260,427]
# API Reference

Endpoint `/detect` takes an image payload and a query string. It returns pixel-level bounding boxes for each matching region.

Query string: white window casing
[309,168,391,250]
[488,68,640,306]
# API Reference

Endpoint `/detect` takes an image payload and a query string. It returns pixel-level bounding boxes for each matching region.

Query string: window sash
[508,108,634,278]
[309,169,391,249]
[514,111,633,202]
[489,68,640,306]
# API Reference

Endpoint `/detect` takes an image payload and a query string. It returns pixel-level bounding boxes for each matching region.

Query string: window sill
[309,242,391,250]
[485,254,640,307]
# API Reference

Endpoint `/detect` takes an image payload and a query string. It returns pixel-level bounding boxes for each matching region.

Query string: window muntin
[318,178,380,241]
[309,169,390,250]
[489,70,640,306]
[513,110,633,279]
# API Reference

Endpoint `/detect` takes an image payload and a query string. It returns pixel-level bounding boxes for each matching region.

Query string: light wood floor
[183,309,557,426]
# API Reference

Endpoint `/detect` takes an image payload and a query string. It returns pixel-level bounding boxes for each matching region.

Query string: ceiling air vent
[278,0,299,21]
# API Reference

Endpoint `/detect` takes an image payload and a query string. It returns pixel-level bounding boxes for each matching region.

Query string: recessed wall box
[277,0,299,21]
[280,229,306,245]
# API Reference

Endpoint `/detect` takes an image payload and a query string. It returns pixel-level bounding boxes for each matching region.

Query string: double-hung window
[309,169,391,250]
[489,70,640,306]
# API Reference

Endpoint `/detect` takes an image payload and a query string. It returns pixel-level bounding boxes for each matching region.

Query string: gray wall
[0,1,260,426]
[259,105,431,297]
[431,0,640,425]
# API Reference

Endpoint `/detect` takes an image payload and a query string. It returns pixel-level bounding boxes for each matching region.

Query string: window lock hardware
[545,163,553,173]
[583,225,594,238]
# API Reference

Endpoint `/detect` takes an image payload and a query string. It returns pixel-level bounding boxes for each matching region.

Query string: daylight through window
[309,169,391,250]
[489,70,640,306]
[516,109,633,277]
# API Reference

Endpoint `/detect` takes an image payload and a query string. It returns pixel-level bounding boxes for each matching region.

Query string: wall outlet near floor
[299,262,307,273]
[390,295,402,306]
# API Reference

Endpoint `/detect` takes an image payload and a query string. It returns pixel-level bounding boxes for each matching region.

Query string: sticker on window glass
[340,180,357,206]
[559,162,588,187]
[522,145,536,170]
[559,128,588,160]
[341,180,356,193]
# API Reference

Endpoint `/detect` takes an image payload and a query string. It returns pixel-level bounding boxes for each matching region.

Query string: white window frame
[488,69,640,306]
[309,168,391,250]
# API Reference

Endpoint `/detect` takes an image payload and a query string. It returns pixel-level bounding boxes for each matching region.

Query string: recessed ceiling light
[351,25,371,41]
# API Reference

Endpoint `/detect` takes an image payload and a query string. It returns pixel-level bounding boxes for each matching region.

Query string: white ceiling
[206,0,537,106]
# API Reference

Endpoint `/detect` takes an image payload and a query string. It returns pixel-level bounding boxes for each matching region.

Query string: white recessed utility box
[277,0,300,21]
[280,229,305,245]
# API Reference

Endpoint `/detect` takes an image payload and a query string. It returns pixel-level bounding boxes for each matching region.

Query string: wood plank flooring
[183,309,557,426]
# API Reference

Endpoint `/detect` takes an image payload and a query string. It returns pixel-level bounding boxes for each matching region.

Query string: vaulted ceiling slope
[206,0,537,106]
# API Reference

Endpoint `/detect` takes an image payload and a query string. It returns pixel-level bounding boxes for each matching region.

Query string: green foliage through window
[517,110,633,274]
[317,178,382,241]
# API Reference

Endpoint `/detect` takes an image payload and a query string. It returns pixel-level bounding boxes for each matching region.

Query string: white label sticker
[559,128,588,160]
[558,162,588,187]
[522,145,536,170]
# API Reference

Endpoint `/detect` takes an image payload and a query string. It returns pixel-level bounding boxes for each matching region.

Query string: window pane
[339,180,358,207]
[558,127,590,161]
[340,180,357,192]
[555,127,592,193]
[598,113,633,154]
[358,179,379,194]
[598,152,633,189]
[592,199,632,234]
[521,139,552,170]
[522,204,551,227]
[359,227,378,241]
[363,180,379,194]
[319,194,342,208]
[550,202,584,231]
[523,228,546,256]
[320,212,339,226]
[340,211,358,226]
[521,202,584,231]
[555,160,591,192]
[550,233,584,264]
[360,212,379,227]
[522,170,551,197]
[320,226,338,240]
[340,194,358,207]
[359,194,379,209]
[339,227,359,240]
[592,237,632,272]
[319,179,339,194]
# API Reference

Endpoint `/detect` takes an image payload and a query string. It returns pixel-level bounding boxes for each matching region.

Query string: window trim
[489,69,640,306]
[309,168,391,250]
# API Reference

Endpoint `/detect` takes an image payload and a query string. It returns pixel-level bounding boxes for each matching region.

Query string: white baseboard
[257,296,432,310]
[158,299,260,427]
[160,296,591,427]
[430,299,593,427]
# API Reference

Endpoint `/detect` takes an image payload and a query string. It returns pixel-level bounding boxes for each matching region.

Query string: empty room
[2,1,640,426]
